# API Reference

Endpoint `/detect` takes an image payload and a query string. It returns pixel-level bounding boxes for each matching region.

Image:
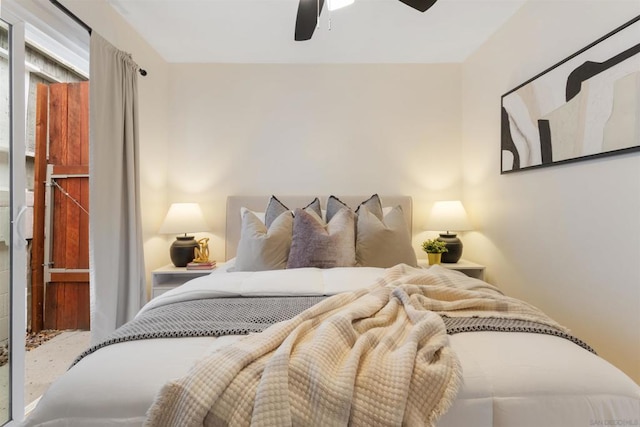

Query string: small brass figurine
[193,237,210,263]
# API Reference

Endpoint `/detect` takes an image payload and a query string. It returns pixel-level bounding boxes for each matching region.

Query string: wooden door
[32,82,90,331]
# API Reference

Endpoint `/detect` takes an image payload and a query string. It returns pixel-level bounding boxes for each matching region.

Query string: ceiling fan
[295,0,438,41]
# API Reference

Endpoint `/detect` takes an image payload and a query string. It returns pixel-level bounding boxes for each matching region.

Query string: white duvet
[23,265,640,427]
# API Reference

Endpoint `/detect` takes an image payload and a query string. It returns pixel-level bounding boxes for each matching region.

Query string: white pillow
[240,207,265,224]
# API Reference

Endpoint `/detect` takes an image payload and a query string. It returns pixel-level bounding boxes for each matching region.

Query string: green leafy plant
[421,239,448,254]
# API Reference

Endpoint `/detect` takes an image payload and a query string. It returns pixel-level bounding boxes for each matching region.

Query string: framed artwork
[501,15,640,174]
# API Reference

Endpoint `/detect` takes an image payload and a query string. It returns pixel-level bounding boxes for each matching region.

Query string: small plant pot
[427,253,442,265]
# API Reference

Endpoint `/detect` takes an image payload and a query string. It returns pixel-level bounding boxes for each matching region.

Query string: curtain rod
[49,0,148,76]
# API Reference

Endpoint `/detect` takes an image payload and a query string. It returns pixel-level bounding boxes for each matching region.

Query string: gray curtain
[89,32,145,345]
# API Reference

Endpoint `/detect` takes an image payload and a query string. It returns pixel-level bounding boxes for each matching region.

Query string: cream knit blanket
[145,264,565,427]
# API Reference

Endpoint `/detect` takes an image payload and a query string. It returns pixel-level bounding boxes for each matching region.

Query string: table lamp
[159,203,209,267]
[427,200,472,263]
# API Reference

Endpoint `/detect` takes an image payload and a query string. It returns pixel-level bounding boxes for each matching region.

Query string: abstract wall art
[501,15,640,174]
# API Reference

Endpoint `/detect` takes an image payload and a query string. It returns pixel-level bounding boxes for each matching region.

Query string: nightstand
[151,263,218,299]
[418,259,486,281]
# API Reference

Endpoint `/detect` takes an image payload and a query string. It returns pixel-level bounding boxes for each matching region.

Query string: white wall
[60,0,171,294]
[462,2,640,382]
[166,63,464,262]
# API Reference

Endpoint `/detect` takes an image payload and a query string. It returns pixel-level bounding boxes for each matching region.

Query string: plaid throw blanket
[144,264,568,427]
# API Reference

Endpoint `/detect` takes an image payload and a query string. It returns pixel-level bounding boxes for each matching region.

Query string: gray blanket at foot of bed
[72,295,594,367]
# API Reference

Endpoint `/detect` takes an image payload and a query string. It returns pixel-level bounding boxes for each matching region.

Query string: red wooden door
[33,82,90,331]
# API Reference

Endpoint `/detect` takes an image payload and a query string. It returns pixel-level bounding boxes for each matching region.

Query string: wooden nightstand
[151,263,218,299]
[418,259,486,281]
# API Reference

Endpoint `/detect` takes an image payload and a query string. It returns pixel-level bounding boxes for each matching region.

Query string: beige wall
[166,63,463,261]
[462,2,640,382]
[63,0,640,383]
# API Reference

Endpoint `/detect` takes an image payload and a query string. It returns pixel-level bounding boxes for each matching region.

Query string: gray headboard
[225,195,413,261]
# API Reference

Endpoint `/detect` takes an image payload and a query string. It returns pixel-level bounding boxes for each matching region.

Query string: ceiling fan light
[327,0,355,11]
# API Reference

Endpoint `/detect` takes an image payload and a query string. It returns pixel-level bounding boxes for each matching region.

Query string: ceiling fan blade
[295,0,325,41]
[398,0,438,13]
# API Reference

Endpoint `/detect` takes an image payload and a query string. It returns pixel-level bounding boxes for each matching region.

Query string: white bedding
[23,265,640,427]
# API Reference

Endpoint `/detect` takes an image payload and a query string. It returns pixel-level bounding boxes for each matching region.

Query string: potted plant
[422,239,448,265]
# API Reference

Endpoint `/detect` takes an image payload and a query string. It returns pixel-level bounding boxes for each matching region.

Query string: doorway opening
[21,30,90,409]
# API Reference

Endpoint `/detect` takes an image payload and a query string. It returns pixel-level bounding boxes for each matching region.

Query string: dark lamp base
[437,233,463,263]
[170,236,198,267]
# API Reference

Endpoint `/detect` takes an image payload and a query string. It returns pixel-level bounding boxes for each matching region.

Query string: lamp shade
[427,201,472,232]
[159,203,209,235]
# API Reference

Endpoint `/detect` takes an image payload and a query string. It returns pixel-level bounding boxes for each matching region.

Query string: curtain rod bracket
[49,0,148,77]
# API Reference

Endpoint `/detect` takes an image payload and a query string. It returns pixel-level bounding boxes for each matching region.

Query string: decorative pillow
[355,194,384,221]
[234,209,294,271]
[303,197,322,218]
[325,195,349,223]
[250,196,321,227]
[264,196,290,229]
[240,207,265,224]
[287,208,356,269]
[327,194,385,223]
[356,205,417,268]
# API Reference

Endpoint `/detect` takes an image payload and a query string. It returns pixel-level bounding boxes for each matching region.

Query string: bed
[22,195,640,427]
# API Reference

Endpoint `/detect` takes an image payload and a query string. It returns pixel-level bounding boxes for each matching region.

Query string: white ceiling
[107,0,527,63]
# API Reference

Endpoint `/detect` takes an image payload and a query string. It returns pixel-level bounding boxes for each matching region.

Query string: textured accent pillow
[356,205,417,268]
[325,195,349,223]
[327,194,385,223]
[355,194,384,221]
[303,197,322,218]
[242,197,321,226]
[264,196,290,229]
[287,208,356,269]
[235,210,294,271]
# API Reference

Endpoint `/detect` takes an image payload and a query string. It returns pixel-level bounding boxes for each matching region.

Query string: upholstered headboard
[225,195,413,260]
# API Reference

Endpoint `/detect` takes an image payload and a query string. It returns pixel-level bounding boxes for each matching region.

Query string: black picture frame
[500,15,640,174]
